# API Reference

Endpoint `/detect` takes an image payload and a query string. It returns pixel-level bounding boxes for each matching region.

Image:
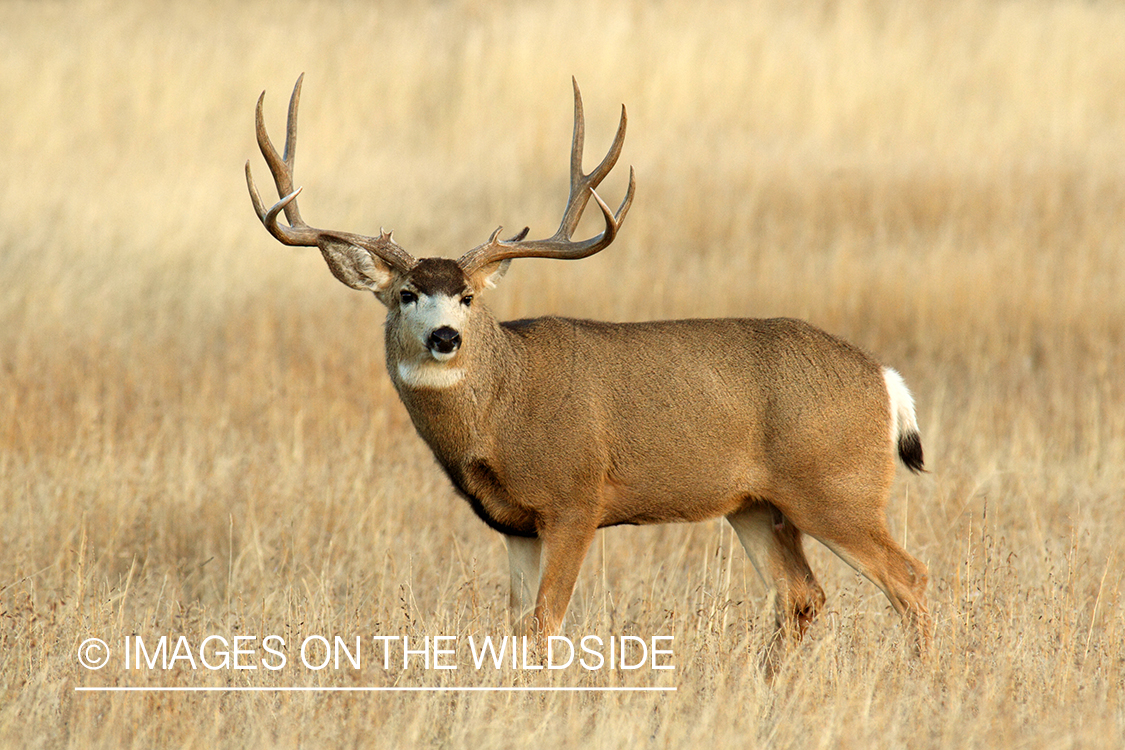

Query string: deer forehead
[402,258,470,297]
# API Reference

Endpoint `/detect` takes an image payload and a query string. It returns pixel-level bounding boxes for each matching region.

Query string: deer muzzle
[427,326,462,356]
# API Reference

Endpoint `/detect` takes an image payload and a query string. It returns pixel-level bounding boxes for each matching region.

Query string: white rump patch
[883,367,919,442]
[396,360,465,389]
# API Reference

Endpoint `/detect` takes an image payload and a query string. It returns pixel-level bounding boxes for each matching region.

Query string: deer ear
[471,258,511,290]
[317,236,396,294]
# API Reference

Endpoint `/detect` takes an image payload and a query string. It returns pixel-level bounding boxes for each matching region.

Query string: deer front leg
[503,534,542,634]
[529,519,598,644]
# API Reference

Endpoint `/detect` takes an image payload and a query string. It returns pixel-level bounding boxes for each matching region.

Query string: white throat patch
[396,360,466,390]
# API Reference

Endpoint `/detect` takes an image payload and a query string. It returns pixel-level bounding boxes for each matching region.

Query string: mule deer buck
[246,75,931,660]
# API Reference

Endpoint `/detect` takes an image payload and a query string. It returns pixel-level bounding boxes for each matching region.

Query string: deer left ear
[471,258,511,290]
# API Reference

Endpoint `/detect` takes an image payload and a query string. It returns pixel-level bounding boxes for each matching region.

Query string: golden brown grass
[2,0,1123,746]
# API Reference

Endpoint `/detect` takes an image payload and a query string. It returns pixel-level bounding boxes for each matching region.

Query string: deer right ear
[317,236,396,295]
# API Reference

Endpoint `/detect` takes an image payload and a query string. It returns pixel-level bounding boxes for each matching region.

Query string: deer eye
[400,290,418,305]
[461,295,474,308]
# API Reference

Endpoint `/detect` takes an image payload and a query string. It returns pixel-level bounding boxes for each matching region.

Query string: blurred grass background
[1,0,1122,747]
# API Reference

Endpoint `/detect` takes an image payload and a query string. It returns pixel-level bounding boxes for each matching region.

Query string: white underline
[76,686,676,693]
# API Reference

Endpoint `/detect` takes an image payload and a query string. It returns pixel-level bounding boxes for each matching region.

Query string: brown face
[392,258,477,362]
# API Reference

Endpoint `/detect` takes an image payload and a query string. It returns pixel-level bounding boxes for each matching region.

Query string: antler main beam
[245,74,417,272]
[459,78,635,274]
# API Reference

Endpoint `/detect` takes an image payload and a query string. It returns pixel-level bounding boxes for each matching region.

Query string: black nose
[427,326,461,354]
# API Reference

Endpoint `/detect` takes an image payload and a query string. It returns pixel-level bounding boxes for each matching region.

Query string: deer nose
[427,326,461,354]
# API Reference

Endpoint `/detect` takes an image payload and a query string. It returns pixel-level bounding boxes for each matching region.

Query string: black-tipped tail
[898,431,925,474]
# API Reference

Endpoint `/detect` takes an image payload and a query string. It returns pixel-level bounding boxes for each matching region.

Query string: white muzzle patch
[395,292,470,389]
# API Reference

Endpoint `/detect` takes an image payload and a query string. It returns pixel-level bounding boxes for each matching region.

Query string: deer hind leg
[727,503,826,665]
[504,534,543,635]
[789,495,931,657]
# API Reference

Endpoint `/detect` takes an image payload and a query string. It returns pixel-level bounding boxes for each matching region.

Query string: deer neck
[385,311,520,464]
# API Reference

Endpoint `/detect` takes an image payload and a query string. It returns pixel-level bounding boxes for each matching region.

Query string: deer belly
[597,467,755,527]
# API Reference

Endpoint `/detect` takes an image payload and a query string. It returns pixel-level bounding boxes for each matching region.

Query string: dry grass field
[2,0,1123,746]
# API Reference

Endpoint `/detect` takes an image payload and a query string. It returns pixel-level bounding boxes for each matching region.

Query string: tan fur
[247,76,931,661]
[388,314,930,654]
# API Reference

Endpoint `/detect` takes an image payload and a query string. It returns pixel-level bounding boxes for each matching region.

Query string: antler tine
[557,77,629,238]
[247,74,318,246]
[459,79,635,274]
[279,72,304,228]
[246,75,417,270]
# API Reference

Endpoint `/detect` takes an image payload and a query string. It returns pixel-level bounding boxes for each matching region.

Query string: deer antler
[458,78,635,274]
[245,74,417,272]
